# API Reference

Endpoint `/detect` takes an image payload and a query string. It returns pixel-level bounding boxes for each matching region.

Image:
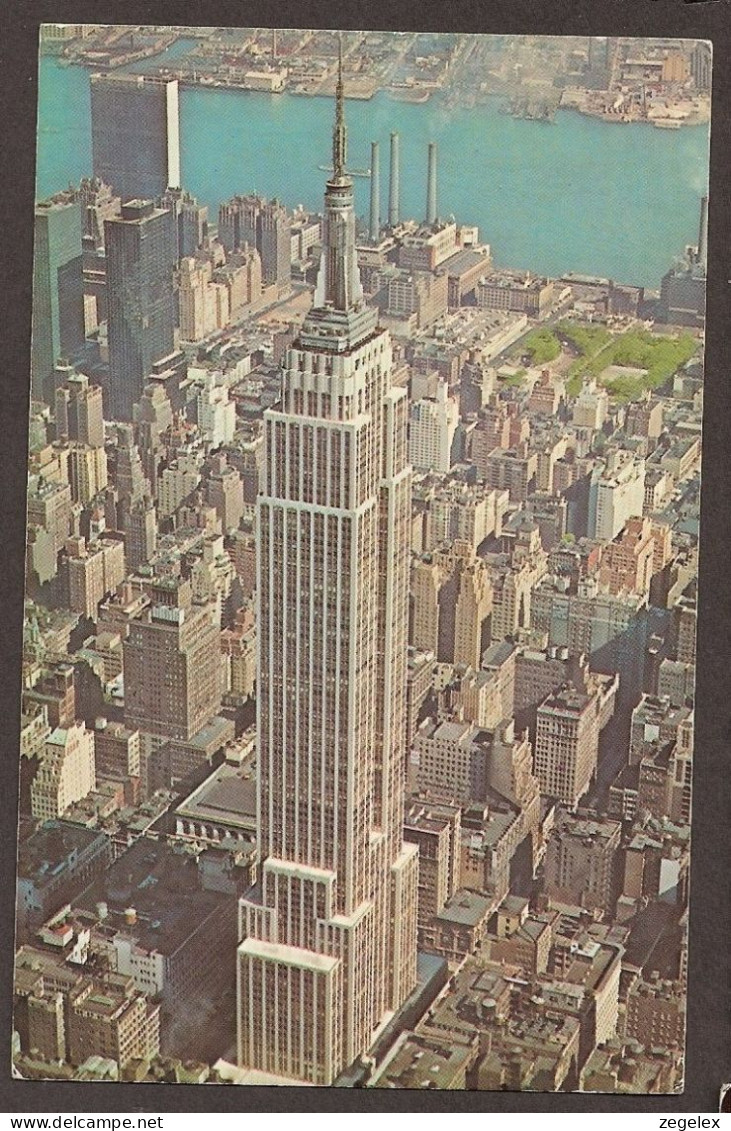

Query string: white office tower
[236,48,419,1086]
[409,381,459,473]
[588,452,646,542]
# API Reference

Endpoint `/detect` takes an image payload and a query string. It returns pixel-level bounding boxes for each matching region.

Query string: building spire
[332,36,346,181]
[307,31,371,327]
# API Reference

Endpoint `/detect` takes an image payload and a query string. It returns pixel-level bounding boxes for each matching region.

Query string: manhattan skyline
[12,25,713,1095]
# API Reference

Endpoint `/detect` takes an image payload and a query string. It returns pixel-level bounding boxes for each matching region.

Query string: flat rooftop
[17,822,110,883]
[175,759,257,831]
[554,812,622,843]
[500,894,530,917]
[375,1032,474,1089]
[539,686,591,714]
[75,837,232,957]
[441,247,488,276]
[481,641,516,668]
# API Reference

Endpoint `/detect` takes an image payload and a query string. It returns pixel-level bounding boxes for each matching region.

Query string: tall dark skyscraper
[237,47,418,1086]
[105,201,177,421]
[32,191,85,403]
[90,74,181,202]
[55,370,105,448]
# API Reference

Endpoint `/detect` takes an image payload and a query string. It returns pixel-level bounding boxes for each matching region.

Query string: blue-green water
[36,56,710,288]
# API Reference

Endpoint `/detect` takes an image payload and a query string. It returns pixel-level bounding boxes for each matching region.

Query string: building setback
[158,187,208,260]
[66,537,126,620]
[588,454,645,542]
[544,810,622,913]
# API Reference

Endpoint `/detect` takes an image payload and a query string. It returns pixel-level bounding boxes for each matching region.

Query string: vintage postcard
[16,25,710,1094]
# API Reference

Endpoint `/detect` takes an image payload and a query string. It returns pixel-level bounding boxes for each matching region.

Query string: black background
[1,0,729,1114]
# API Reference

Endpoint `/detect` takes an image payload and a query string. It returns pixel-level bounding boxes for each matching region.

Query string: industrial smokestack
[698,194,708,271]
[369,140,380,242]
[426,141,437,225]
[388,132,400,228]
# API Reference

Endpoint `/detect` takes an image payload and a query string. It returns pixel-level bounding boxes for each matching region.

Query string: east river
[36,56,710,288]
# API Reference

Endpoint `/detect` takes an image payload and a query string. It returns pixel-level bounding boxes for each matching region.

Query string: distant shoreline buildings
[43,28,711,131]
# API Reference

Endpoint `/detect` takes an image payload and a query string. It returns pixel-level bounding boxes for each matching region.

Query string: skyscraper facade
[218,194,259,256]
[237,56,419,1085]
[123,581,222,743]
[90,74,180,202]
[105,201,177,421]
[257,199,291,291]
[158,187,209,261]
[218,194,290,293]
[55,371,105,448]
[32,192,85,403]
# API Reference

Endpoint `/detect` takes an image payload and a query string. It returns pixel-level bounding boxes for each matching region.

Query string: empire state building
[236,50,419,1085]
